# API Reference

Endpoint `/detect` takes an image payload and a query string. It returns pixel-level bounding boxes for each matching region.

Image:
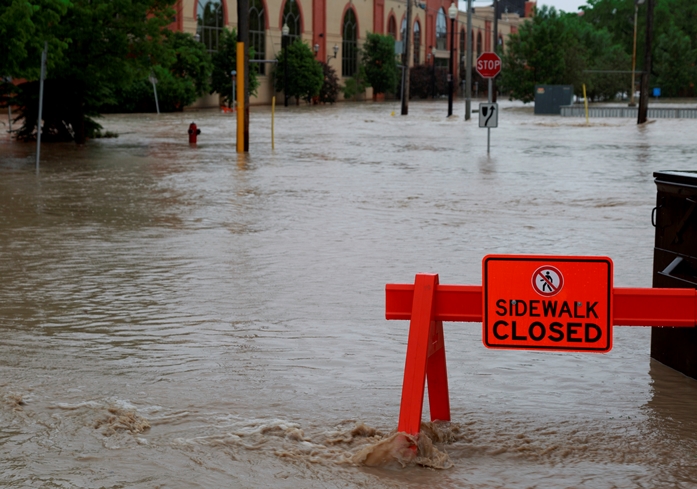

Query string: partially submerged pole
[36,42,47,172]
[237,0,250,151]
[236,42,245,153]
[400,0,413,115]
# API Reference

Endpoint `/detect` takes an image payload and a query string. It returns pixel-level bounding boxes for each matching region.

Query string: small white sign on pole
[479,102,498,128]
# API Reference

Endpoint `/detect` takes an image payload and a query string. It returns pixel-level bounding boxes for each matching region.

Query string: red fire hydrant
[188,122,201,144]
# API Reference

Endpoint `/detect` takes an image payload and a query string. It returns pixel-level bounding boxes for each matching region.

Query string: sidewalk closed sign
[483,255,613,353]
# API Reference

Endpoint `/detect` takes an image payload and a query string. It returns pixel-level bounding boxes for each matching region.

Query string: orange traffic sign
[483,255,613,353]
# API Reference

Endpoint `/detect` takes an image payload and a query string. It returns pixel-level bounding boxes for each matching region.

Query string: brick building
[171,0,534,105]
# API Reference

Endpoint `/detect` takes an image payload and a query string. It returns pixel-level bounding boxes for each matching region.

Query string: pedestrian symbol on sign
[532,266,564,297]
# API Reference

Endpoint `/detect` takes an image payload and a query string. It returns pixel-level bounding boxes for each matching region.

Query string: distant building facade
[171,0,535,105]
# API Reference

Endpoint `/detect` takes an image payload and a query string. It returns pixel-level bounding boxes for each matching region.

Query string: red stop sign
[476,52,502,78]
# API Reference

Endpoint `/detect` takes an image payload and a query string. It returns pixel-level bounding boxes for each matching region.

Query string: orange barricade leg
[427,319,451,423]
[397,274,451,436]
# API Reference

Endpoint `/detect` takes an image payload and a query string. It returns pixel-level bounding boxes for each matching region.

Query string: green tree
[318,61,340,104]
[361,32,398,95]
[273,40,323,103]
[500,6,568,102]
[342,65,369,100]
[103,31,212,113]
[8,0,177,143]
[653,23,697,97]
[210,28,260,107]
[500,5,630,102]
[580,0,697,98]
[0,0,69,79]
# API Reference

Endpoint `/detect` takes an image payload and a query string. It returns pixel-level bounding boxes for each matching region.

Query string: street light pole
[282,23,289,107]
[465,0,473,120]
[400,0,413,116]
[492,0,499,103]
[448,3,457,117]
[629,0,645,107]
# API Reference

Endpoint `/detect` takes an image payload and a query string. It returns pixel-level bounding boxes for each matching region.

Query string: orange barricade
[386,273,697,436]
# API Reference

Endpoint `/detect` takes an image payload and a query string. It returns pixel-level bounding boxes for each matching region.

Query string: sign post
[476,52,501,154]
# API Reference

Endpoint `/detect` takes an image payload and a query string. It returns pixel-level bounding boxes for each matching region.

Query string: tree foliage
[361,33,398,95]
[210,28,260,107]
[3,0,178,142]
[342,65,369,100]
[273,40,323,103]
[318,62,340,104]
[580,0,697,97]
[103,31,212,113]
[500,5,629,102]
[0,0,69,79]
[501,0,697,101]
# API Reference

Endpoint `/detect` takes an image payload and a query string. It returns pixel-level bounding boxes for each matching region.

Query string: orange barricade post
[387,256,697,437]
[397,274,450,436]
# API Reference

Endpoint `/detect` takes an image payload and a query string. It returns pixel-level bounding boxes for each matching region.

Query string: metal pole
[271,95,275,149]
[400,0,413,115]
[465,0,473,120]
[283,35,288,107]
[629,3,639,107]
[150,75,160,115]
[638,0,654,124]
[236,42,245,153]
[487,77,492,153]
[492,0,498,103]
[400,64,406,106]
[236,0,250,150]
[448,17,455,116]
[36,42,47,172]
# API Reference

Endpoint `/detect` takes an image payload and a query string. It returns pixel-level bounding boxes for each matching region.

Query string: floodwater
[2,100,697,488]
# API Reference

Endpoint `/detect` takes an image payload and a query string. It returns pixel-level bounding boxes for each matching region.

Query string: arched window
[413,21,421,65]
[342,9,358,77]
[387,16,396,38]
[476,31,482,57]
[250,0,266,74]
[436,8,447,50]
[282,0,301,42]
[197,0,224,53]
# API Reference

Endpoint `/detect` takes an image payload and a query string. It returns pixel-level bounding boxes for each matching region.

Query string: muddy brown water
[2,101,697,488]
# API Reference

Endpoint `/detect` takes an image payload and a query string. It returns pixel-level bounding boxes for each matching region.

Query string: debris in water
[95,407,150,436]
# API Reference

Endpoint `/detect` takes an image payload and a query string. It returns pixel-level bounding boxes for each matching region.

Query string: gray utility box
[652,171,697,379]
[534,85,574,115]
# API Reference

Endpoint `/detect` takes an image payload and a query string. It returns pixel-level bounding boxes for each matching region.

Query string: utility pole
[400,0,413,115]
[238,0,250,150]
[465,0,473,120]
[629,0,645,107]
[492,0,498,103]
[638,0,654,124]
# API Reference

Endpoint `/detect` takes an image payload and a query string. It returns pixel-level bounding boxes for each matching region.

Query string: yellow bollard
[236,42,245,153]
[271,96,275,150]
[583,84,589,126]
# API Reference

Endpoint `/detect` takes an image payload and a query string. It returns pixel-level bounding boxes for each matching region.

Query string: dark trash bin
[651,171,697,379]
[534,85,574,115]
